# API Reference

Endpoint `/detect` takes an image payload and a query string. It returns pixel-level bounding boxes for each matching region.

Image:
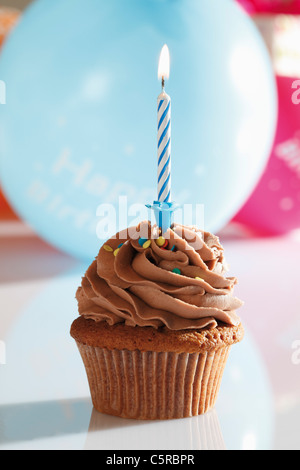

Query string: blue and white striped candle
[157,45,171,203]
[146,45,179,233]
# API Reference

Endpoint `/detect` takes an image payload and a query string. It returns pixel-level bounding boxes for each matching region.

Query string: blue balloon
[0,0,277,261]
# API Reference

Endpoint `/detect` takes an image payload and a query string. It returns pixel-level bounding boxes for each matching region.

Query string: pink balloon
[234,76,300,235]
[236,0,300,14]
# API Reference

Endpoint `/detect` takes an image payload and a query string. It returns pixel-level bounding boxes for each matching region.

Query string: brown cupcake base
[71,318,243,420]
[71,316,244,353]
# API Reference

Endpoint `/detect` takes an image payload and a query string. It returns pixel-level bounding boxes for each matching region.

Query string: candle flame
[158,44,170,81]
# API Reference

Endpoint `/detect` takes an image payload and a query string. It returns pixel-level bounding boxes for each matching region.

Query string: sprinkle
[138,238,148,247]
[195,276,202,281]
[156,236,166,247]
[143,239,151,249]
[172,268,181,275]
[171,245,176,252]
[118,243,124,249]
[162,239,169,249]
[103,244,113,252]
[113,248,120,257]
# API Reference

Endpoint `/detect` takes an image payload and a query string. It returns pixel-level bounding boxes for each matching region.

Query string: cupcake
[70,220,244,419]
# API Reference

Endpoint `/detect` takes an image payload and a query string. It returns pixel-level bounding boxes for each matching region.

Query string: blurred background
[0,0,25,221]
[0,0,300,451]
[0,0,299,256]
[0,0,30,220]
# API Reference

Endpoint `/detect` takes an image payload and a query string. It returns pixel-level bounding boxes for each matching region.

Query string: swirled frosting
[76,221,243,330]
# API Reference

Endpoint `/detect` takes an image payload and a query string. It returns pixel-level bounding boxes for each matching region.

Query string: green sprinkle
[172,268,181,275]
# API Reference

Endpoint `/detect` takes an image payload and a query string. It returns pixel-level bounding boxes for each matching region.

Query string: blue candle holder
[146,200,180,234]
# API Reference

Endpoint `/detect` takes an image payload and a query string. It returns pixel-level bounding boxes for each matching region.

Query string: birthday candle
[157,45,171,203]
[146,45,179,234]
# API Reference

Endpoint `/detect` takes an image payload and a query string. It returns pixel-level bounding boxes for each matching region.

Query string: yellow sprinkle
[195,276,203,281]
[156,236,166,247]
[113,248,120,257]
[143,239,151,249]
[103,244,113,252]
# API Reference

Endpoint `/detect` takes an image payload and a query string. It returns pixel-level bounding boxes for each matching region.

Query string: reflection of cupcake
[85,407,226,450]
[70,221,244,420]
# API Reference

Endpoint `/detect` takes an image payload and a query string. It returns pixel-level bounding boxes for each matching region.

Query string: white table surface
[0,220,299,450]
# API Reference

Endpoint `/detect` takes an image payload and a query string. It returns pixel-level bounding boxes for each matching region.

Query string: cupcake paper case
[70,221,244,420]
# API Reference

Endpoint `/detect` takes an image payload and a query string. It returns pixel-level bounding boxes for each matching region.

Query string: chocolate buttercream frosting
[76,221,243,331]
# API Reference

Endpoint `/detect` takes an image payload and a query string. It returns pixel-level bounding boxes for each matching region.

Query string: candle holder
[146,200,180,235]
